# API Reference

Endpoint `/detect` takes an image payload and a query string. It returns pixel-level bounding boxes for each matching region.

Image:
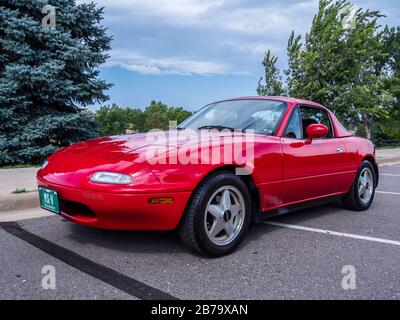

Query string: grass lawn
[0,164,39,169]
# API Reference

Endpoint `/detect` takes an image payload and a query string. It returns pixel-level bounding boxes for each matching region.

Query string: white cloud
[223,40,281,57]
[123,64,162,75]
[78,0,319,75]
[214,1,318,35]
[108,49,230,75]
[79,0,317,35]
[78,0,223,19]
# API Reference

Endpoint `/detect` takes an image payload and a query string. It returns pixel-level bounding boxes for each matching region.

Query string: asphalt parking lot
[1,165,400,300]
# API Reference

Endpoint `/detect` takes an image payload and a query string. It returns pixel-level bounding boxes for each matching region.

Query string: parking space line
[0,222,178,300]
[264,221,400,247]
[380,174,400,177]
[377,191,400,195]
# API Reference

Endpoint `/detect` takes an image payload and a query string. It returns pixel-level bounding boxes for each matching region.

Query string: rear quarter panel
[342,136,376,168]
[342,136,377,188]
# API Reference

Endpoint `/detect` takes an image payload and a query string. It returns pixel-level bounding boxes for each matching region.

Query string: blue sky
[78,0,400,111]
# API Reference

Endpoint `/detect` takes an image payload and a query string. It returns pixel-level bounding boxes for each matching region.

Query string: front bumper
[37,177,191,230]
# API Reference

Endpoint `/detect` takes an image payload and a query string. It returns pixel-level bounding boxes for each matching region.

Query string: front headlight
[90,172,133,185]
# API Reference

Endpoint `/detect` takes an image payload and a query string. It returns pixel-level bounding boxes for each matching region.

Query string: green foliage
[95,101,193,136]
[257,50,285,96]
[12,188,28,194]
[285,31,303,95]
[258,0,400,141]
[376,26,400,145]
[0,0,111,165]
[287,0,396,139]
[144,101,193,131]
[375,107,400,145]
[95,104,145,136]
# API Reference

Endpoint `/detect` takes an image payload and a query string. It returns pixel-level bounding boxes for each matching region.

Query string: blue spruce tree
[0,0,112,165]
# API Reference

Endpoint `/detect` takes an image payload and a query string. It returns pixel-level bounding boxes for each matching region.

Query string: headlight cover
[90,172,133,185]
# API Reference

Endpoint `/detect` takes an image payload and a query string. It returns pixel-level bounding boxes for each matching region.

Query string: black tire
[178,172,252,258]
[342,160,377,211]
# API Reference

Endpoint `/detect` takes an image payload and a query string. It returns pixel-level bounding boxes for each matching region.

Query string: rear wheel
[342,160,376,211]
[178,172,251,258]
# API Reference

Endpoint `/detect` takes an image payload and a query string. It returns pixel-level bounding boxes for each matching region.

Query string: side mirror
[306,124,328,141]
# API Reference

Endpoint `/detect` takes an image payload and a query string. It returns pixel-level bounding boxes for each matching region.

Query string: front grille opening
[59,199,96,218]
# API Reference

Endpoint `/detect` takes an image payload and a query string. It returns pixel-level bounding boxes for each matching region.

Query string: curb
[377,157,400,166]
[0,207,52,222]
[0,192,39,213]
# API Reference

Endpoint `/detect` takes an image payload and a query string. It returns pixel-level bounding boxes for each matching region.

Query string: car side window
[300,106,334,138]
[284,107,302,139]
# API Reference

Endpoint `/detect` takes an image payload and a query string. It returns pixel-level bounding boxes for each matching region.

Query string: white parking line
[381,174,400,177]
[264,221,400,247]
[377,191,400,195]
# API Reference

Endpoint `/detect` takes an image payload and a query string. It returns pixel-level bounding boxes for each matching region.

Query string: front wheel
[178,172,251,258]
[342,160,377,211]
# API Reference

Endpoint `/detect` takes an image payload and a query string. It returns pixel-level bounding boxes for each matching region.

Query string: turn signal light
[148,197,174,204]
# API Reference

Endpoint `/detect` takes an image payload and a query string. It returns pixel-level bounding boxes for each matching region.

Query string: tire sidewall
[191,173,251,257]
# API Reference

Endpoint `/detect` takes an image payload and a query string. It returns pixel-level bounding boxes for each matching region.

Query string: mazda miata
[37,97,378,257]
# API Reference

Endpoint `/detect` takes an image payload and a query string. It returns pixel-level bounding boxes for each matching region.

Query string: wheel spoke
[225,220,234,236]
[231,204,241,218]
[359,183,365,196]
[209,219,224,238]
[360,174,367,186]
[222,189,231,210]
[208,204,224,219]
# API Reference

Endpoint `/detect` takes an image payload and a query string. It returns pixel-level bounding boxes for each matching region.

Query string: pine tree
[0,0,112,165]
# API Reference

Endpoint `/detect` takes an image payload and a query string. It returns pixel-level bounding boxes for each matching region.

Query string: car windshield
[179,99,287,135]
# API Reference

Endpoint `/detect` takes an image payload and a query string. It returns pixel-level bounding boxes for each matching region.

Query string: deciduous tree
[258,0,399,140]
[257,50,285,96]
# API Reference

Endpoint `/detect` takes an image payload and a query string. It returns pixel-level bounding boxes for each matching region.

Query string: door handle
[336,147,344,153]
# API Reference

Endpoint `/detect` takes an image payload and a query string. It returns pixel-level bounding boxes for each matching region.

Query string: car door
[280,105,354,205]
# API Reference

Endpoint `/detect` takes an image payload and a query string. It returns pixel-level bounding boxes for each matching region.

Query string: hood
[43,134,151,174]
[39,130,264,189]
[47,130,253,168]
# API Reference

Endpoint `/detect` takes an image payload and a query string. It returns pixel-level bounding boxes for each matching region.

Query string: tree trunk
[363,113,372,140]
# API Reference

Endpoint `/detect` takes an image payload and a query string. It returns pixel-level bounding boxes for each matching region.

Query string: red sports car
[37,97,378,257]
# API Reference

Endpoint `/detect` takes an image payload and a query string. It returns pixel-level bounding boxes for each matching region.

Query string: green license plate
[39,187,60,214]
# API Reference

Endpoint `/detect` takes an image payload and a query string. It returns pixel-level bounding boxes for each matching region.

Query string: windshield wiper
[197,125,242,132]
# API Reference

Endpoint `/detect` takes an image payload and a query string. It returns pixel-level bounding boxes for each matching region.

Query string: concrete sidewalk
[0,167,39,212]
[1,148,400,214]
[375,148,400,165]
